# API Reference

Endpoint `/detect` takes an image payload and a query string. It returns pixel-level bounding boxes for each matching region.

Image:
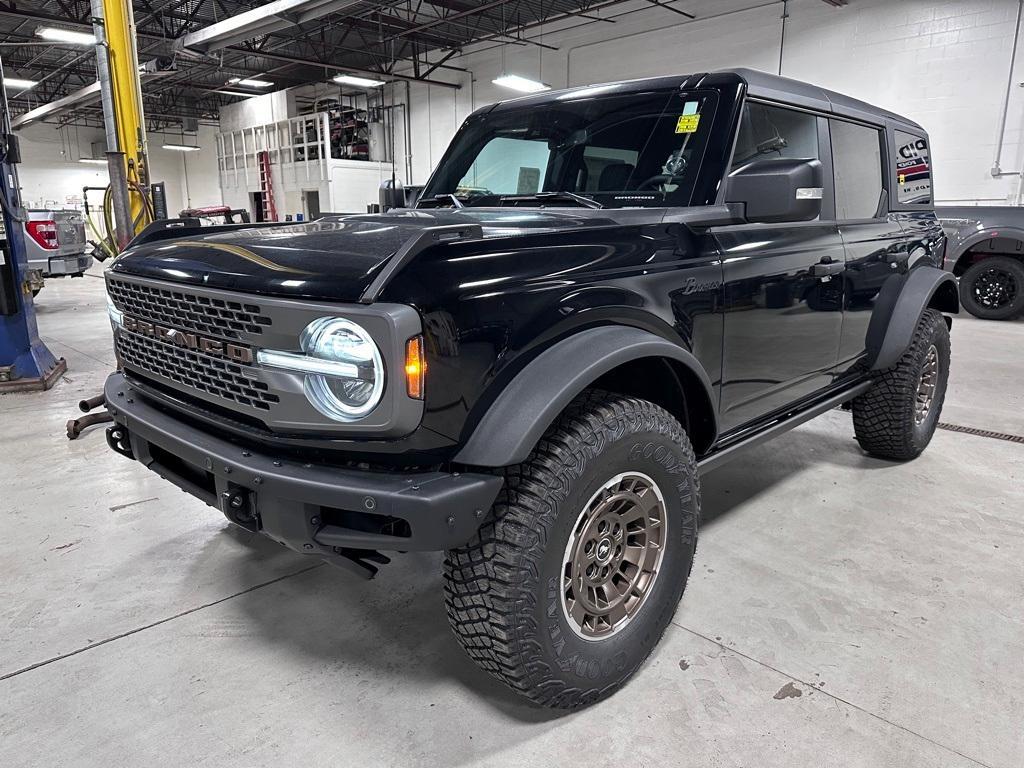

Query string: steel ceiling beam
[215,46,462,88]
[0,0,647,123]
[380,0,516,43]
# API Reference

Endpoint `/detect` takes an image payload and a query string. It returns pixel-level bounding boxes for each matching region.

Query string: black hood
[110,208,630,302]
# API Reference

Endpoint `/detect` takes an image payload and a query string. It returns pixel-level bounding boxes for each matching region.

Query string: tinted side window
[731,102,819,170]
[830,119,883,219]
[894,130,932,205]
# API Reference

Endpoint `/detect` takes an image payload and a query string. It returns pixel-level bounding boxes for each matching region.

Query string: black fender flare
[866,267,958,371]
[946,226,1024,269]
[453,325,718,468]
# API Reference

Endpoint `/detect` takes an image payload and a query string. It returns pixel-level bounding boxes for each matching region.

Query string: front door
[715,102,845,434]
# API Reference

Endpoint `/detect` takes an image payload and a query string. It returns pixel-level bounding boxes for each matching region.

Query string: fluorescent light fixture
[216,89,259,98]
[227,77,273,88]
[162,143,201,152]
[3,77,38,90]
[332,74,386,88]
[79,158,108,165]
[492,74,550,93]
[36,26,97,45]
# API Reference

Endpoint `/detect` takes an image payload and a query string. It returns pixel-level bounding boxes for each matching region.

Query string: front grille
[117,332,279,411]
[108,277,272,340]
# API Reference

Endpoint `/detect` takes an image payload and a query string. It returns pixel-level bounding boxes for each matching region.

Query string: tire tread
[852,308,949,460]
[443,390,698,709]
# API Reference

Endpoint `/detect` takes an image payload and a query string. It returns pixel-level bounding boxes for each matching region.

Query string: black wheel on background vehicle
[444,390,700,709]
[959,256,1024,320]
[852,309,950,461]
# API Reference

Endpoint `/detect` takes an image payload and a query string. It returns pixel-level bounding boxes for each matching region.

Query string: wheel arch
[866,267,958,371]
[950,229,1024,275]
[454,326,718,468]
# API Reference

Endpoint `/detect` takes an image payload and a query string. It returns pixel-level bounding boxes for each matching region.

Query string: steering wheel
[636,174,683,191]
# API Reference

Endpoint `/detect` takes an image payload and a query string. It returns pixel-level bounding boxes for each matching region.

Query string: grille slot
[117,331,279,411]
[108,278,271,339]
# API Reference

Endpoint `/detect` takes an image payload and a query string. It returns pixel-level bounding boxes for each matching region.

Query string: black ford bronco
[103,68,958,708]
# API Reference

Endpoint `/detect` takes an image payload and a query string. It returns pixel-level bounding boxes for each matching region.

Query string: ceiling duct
[176,0,364,54]
[11,69,171,129]
[11,81,102,128]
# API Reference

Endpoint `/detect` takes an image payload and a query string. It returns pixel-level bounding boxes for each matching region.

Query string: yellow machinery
[91,0,154,252]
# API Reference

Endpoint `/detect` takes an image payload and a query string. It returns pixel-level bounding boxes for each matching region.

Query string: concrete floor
[1,270,1022,768]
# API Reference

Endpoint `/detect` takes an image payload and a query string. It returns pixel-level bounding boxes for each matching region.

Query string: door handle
[810,258,845,277]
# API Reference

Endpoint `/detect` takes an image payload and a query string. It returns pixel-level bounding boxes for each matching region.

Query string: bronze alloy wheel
[560,471,667,640]
[914,344,939,426]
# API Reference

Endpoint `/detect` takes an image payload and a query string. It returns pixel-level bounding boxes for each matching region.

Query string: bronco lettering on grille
[122,315,254,364]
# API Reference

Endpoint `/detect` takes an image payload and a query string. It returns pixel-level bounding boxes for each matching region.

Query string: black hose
[0,181,25,222]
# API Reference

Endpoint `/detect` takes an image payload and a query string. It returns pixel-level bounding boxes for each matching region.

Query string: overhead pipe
[778,0,789,76]
[992,0,1023,178]
[176,0,364,54]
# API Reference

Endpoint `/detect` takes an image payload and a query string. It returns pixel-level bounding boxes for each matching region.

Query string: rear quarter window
[894,130,932,205]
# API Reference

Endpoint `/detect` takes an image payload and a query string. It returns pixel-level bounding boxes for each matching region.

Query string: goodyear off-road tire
[852,309,950,460]
[443,391,700,709]
[959,256,1024,320]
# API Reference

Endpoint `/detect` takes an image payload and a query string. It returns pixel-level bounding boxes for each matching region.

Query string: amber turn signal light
[405,335,426,399]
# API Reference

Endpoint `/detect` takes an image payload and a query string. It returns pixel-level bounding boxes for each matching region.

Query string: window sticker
[675,101,701,133]
[895,131,931,204]
[517,167,541,194]
[675,114,700,134]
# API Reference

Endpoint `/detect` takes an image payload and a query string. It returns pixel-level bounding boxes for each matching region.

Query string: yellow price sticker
[675,114,701,134]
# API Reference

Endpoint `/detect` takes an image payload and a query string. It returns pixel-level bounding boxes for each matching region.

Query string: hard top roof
[483,67,924,133]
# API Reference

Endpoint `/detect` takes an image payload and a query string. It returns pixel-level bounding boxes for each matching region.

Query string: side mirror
[726,158,823,224]
[379,179,405,211]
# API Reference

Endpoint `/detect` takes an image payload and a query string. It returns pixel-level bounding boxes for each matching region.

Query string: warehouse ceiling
[0,0,662,131]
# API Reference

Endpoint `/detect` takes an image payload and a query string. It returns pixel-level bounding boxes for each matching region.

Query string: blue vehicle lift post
[0,56,66,392]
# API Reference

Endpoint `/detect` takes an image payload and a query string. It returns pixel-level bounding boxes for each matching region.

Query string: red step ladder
[257,150,277,222]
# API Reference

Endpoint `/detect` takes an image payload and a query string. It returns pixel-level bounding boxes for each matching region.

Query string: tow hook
[105,424,134,459]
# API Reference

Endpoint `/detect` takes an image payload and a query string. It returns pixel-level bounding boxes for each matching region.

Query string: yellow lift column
[92,0,152,248]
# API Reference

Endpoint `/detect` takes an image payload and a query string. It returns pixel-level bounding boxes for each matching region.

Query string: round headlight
[300,317,384,420]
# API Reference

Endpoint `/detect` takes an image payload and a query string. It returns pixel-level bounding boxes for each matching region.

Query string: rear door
[828,118,907,373]
[715,101,845,433]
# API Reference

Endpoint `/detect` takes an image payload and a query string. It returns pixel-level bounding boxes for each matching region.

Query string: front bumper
[104,373,502,576]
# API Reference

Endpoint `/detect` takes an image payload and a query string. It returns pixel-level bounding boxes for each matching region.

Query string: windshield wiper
[499,191,604,209]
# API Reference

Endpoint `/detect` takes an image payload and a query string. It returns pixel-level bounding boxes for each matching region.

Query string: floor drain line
[937,422,1024,444]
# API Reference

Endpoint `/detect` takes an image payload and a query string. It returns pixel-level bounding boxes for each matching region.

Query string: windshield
[420,88,718,209]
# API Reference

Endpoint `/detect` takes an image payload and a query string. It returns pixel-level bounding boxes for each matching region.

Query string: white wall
[16,123,110,210]
[148,125,223,212]
[219,90,295,132]
[17,123,225,216]
[397,0,1024,205]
